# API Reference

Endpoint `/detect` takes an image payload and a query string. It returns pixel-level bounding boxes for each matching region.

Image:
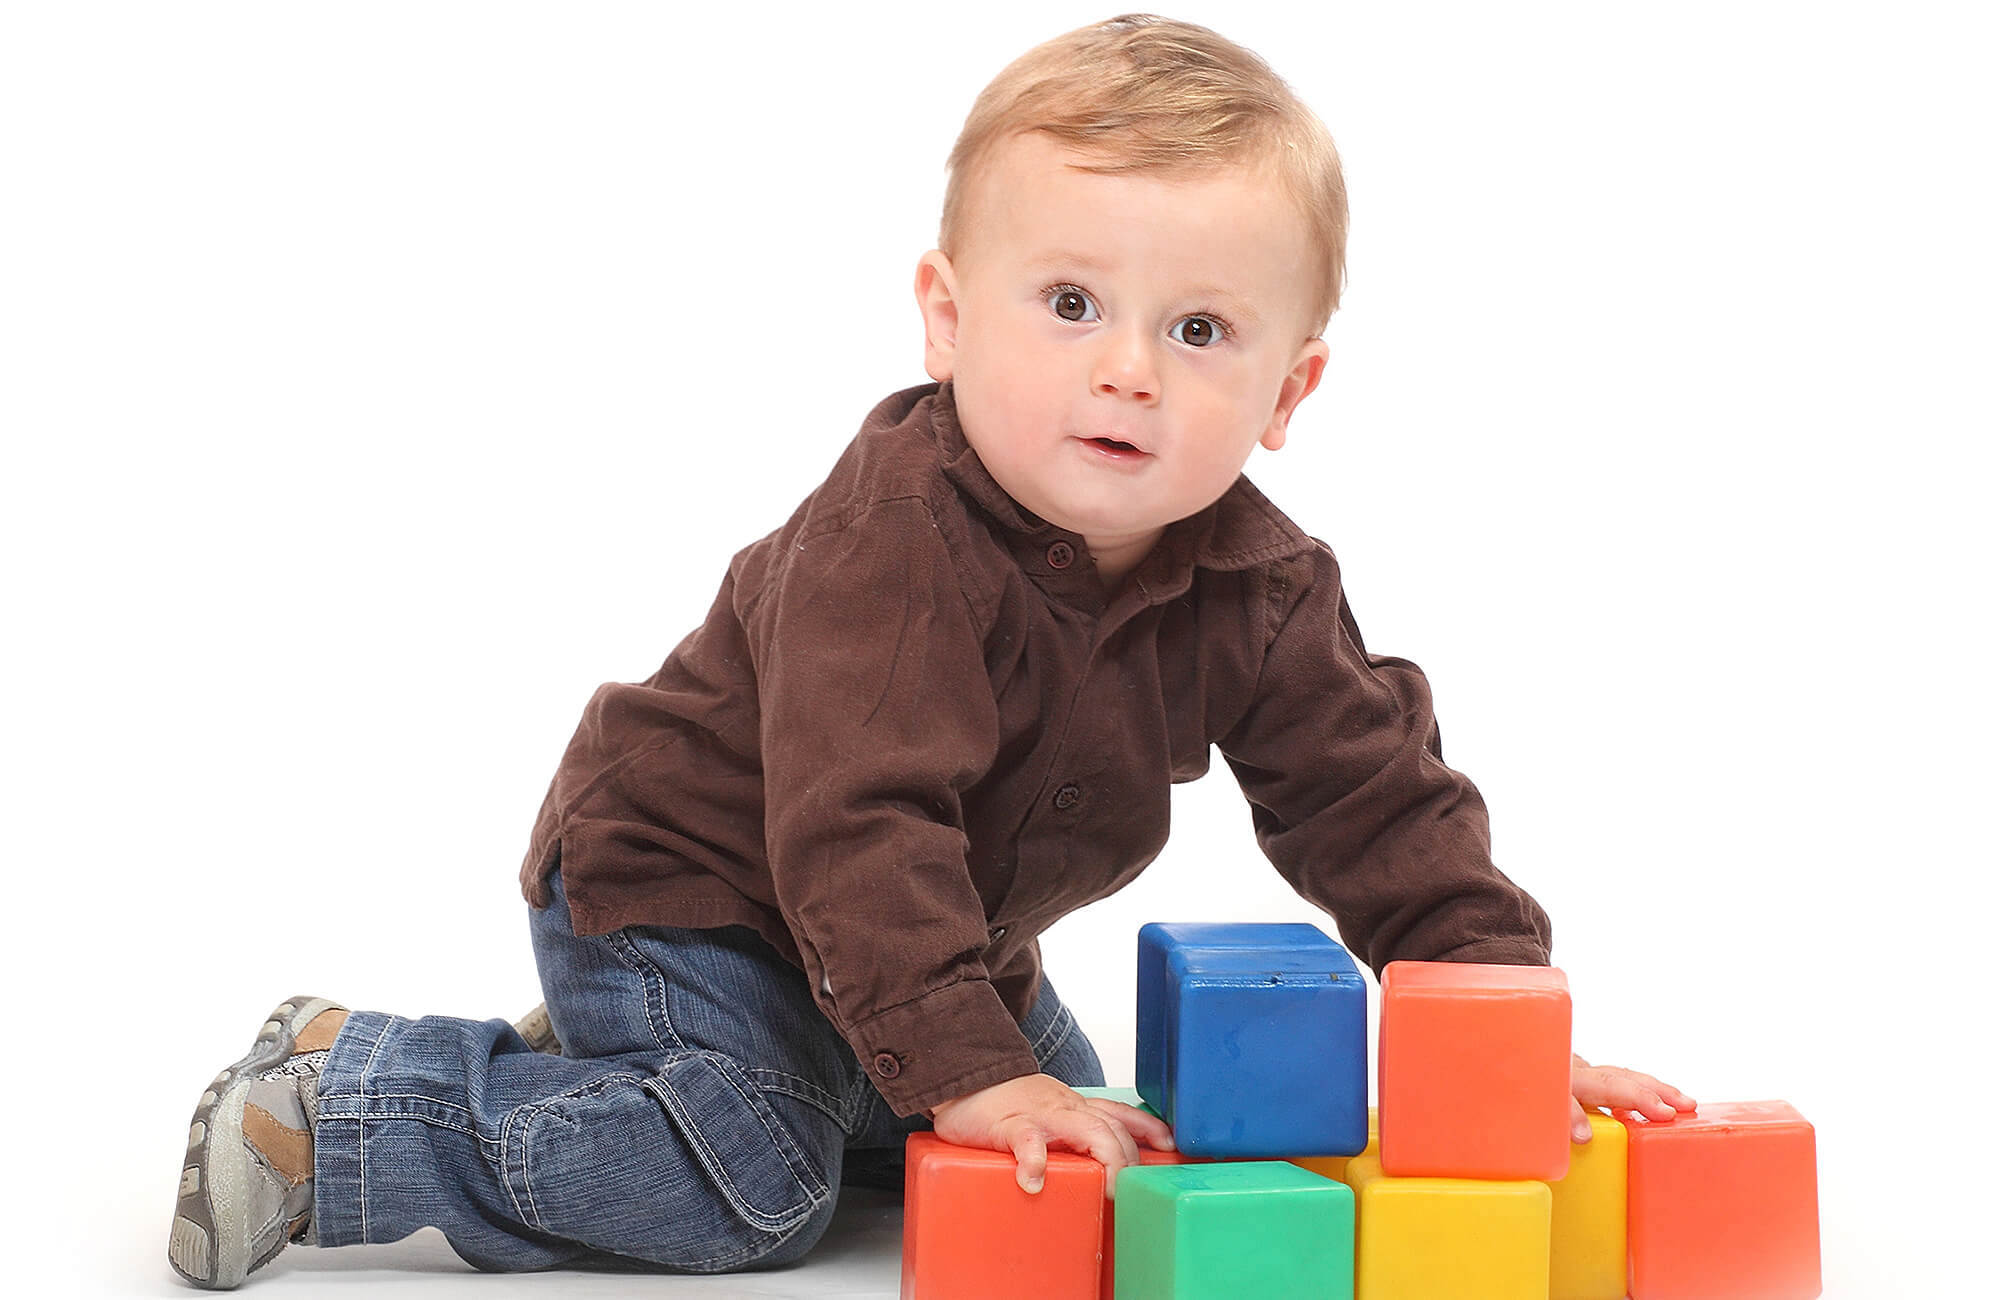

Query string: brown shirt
[519,380,1552,1116]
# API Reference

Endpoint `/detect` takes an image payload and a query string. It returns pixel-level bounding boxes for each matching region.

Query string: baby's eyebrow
[1031,249,1115,274]
[1030,252,1264,326]
[1177,287,1262,327]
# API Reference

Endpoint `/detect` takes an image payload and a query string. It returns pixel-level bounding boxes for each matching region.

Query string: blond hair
[939,13,1349,337]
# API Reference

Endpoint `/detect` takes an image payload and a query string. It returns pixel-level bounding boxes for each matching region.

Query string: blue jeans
[309,871,1105,1272]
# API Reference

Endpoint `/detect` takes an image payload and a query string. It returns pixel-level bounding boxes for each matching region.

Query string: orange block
[1099,1148,1203,1300]
[1378,961,1571,1180]
[1624,1101,1821,1300]
[901,1132,1104,1300]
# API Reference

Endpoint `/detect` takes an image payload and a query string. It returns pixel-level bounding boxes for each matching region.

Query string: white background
[4,1,1993,1296]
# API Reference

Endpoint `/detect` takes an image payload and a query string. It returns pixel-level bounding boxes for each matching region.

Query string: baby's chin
[1045,484,1226,537]
[1036,503,1173,553]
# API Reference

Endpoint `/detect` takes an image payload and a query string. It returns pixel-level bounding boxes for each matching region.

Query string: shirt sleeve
[1217,542,1553,975]
[745,495,1040,1115]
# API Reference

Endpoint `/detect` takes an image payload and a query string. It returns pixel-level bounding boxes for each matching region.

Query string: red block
[901,1132,1104,1300]
[1377,961,1572,1180]
[1624,1101,1821,1300]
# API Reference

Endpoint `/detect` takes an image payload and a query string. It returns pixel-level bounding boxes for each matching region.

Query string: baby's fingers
[1577,1064,1696,1123]
[1000,1120,1050,1195]
[1570,1096,1594,1144]
[1655,1078,1698,1112]
[1088,1099,1176,1152]
[1059,1110,1141,1197]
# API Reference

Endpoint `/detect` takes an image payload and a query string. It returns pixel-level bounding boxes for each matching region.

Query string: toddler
[167,13,1691,1289]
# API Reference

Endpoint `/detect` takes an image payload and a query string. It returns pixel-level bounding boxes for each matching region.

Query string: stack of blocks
[901,921,1821,1299]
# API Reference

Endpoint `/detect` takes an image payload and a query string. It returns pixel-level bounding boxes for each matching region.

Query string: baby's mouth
[1085,436,1148,457]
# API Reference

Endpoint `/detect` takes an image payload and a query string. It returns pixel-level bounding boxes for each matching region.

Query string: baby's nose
[1090,332,1160,400]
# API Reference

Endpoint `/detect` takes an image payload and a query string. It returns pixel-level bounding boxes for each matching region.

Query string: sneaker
[168,997,347,1289]
[513,1000,562,1055]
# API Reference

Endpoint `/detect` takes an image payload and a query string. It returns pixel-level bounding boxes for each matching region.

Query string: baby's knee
[503,1053,839,1271]
[717,1190,840,1273]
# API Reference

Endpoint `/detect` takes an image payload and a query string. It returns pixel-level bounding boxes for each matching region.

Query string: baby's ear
[914,250,961,382]
[1261,337,1331,451]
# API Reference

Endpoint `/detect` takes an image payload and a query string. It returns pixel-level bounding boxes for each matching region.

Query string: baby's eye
[1171,315,1227,348]
[1046,285,1099,323]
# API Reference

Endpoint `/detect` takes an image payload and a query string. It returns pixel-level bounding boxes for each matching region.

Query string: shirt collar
[929,379,1314,583]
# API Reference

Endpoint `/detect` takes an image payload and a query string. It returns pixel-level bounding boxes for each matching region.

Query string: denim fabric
[311,870,1106,1273]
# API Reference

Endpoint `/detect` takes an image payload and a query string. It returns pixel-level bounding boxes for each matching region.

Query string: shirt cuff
[846,977,1041,1117]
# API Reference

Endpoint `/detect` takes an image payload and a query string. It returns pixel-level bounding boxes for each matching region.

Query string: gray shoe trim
[298,1070,322,1133]
[169,996,344,1290]
[246,1078,307,1132]
[513,1002,563,1056]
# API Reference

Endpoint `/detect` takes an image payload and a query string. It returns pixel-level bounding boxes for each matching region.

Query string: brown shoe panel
[294,1009,348,1054]
[242,1103,312,1186]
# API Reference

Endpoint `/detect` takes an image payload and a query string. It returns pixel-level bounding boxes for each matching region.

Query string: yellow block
[1547,1112,1628,1300]
[1292,1107,1378,1183]
[1343,1153,1551,1300]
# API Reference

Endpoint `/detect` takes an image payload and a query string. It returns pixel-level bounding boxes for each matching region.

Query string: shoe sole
[168,996,343,1290]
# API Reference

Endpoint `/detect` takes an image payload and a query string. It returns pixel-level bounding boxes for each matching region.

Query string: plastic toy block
[900,1132,1104,1300]
[1136,921,1368,1159]
[1293,1108,1376,1183]
[1114,1160,1354,1299]
[1547,1112,1627,1300]
[1100,1147,1203,1300]
[1623,1101,1821,1300]
[1080,1080,1200,1296]
[1342,1152,1550,1300]
[1138,923,1336,1104]
[1377,960,1571,1180]
[1073,1081,1190,1296]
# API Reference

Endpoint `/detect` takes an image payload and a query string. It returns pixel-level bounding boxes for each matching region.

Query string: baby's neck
[1087,527,1164,593]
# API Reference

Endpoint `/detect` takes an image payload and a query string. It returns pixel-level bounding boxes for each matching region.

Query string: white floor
[102,1185,909,1298]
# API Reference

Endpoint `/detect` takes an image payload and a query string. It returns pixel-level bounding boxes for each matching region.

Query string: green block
[1114,1161,1354,1299]
[1075,1085,1162,1118]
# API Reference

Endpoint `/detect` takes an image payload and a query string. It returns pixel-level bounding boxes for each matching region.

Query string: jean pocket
[642,1049,830,1235]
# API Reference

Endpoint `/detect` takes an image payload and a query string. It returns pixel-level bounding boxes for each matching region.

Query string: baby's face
[918,131,1328,577]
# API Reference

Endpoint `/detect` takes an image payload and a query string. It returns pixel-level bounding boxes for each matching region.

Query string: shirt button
[1053,783,1081,810]
[1046,540,1075,570]
[873,1052,902,1080]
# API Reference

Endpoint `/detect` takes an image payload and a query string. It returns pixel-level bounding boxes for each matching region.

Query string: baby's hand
[1570,1051,1697,1142]
[928,1073,1176,1197]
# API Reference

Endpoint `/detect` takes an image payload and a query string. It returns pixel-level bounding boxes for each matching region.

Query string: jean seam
[316,1093,476,1120]
[640,1058,826,1233]
[353,1015,394,1246]
[744,1068,845,1126]
[607,929,851,1136]
[847,1067,890,1139]
[315,1109,479,1140]
[1029,999,1076,1060]
[498,1087,535,1229]
[716,1188,830,1271]
[645,1062,823,1228]
[505,1071,652,1232]
[606,929,688,1055]
[683,1199,827,1273]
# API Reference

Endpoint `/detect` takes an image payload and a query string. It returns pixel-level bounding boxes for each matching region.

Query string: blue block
[1136,921,1368,1159]
[1136,923,1338,1112]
